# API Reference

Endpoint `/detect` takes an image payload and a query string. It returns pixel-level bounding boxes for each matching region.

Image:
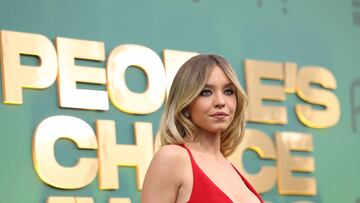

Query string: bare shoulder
[155,144,189,162]
[150,144,190,173]
[148,144,190,172]
[141,144,190,203]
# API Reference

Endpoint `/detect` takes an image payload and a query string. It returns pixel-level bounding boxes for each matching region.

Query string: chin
[209,126,229,133]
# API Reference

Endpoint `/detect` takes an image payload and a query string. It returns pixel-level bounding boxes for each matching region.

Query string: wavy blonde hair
[159,54,247,157]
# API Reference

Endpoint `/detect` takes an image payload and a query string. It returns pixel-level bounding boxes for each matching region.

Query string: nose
[214,92,225,108]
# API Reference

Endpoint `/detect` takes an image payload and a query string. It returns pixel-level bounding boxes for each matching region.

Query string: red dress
[181,145,264,203]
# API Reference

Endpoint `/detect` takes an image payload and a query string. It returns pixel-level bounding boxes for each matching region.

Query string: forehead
[205,65,233,85]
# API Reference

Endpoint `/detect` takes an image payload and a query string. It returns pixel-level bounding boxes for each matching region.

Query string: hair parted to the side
[159,54,248,157]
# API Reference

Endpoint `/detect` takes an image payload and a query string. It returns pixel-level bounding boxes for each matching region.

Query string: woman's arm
[141,145,186,203]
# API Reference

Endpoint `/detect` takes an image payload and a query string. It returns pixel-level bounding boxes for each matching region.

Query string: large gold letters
[0,30,338,202]
[228,129,276,193]
[107,44,166,114]
[244,59,287,124]
[46,196,131,203]
[162,49,198,97]
[33,116,98,189]
[244,60,340,128]
[229,129,317,196]
[0,30,58,104]
[276,132,316,195]
[97,120,153,190]
[56,37,108,110]
[296,66,340,128]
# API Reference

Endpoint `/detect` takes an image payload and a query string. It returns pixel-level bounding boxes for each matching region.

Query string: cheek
[189,99,202,118]
[228,98,237,123]
[190,98,210,112]
[229,97,237,112]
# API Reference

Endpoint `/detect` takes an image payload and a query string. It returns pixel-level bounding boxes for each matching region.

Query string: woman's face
[189,65,237,135]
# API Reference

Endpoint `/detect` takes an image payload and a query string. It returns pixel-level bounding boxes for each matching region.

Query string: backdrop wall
[0,0,359,203]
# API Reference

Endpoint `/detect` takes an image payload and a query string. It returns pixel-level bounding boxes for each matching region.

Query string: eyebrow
[203,82,234,88]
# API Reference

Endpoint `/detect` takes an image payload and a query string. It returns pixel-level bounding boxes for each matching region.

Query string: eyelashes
[200,89,212,96]
[224,89,234,95]
[199,88,235,97]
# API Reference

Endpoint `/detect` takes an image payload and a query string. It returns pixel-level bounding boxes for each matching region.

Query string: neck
[185,130,223,159]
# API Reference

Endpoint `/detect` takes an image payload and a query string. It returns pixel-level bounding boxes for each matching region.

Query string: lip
[210,112,229,118]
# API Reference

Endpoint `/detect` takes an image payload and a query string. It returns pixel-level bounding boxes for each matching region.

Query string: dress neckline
[182,144,263,203]
[194,162,236,202]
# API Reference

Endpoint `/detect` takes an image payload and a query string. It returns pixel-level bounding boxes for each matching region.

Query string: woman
[141,55,263,203]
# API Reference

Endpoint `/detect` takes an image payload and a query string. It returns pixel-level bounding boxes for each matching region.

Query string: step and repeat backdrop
[0,0,359,203]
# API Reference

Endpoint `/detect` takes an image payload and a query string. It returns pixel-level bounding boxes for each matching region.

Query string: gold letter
[163,49,198,98]
[56,37,108,110]
[76,197,95,203]
[228,128,276,193]
[33,116,98,189]
[276,131,316,195]
[284,62,297,93]
[107,44,166,114]
[0,30,58,104]
[97,120,153,190]
[47,196,76,203]
[47,197,131,203]
[47,197,95,203]
[109,198,132,203]
[296,66,340,128]
[244,59,287,124]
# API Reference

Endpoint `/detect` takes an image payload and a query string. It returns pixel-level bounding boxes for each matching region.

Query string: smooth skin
[141,66,260,203]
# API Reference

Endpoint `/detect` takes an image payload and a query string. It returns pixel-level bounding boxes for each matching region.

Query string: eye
[224,88,234,96]
[200,89,212,96]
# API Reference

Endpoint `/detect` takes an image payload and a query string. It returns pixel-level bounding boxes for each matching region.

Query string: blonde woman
[141,55,263,203]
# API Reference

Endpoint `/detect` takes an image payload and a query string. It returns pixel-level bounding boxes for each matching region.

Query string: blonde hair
[159,54,248,157]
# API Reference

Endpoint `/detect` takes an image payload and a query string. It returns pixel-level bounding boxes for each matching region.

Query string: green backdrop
[0,0,359,202]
